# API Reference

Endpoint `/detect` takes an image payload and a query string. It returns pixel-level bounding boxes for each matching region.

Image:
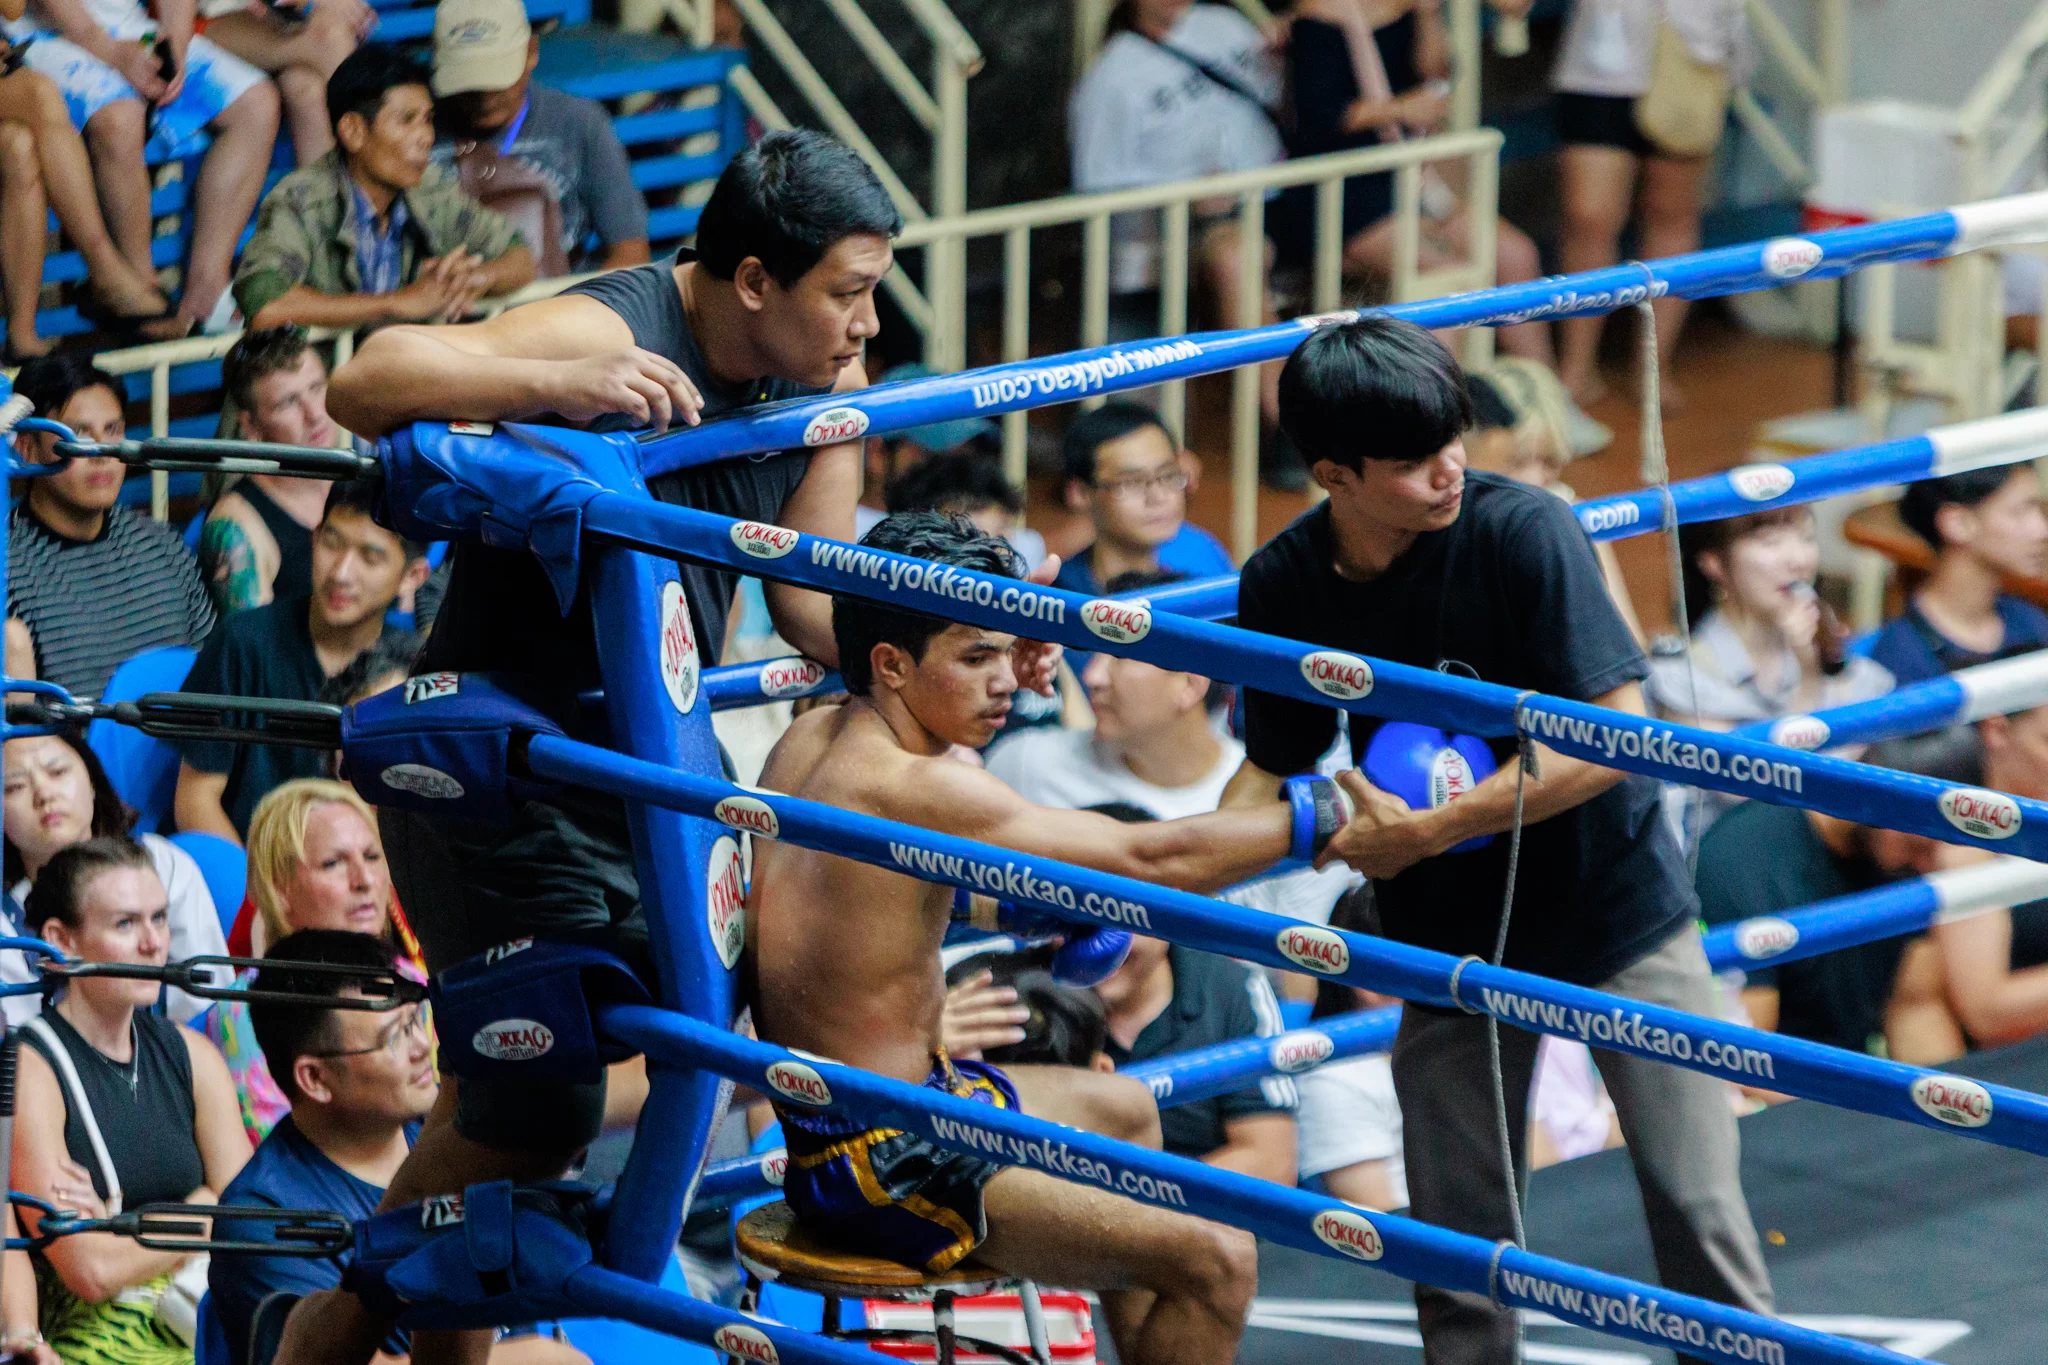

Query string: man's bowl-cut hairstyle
[1062,402,1172,486]
[1278,315,1472,471]
[832,510,1025,697]
[1898,465,2032,549]
[327,46,430,137]
[695,129,903,288]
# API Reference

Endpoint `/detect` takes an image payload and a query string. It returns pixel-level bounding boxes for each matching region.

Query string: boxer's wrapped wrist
[1283,775,1353,861]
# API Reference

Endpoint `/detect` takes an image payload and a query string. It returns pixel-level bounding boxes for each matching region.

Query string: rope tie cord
[1488,698,1539,1255]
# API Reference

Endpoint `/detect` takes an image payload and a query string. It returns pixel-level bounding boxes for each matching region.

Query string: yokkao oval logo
[1769,715,1832,750]
[1940,787,2022,841]
[712,1324,779,1365]
[1312,1208,1384,1261]
[1728,464,1796,502]
[706,835,745,970]
[1270,1031,1335,1073]
[471,1018,554,1062]
[1081,598,1154,644]
[729,520,801,560]
[1428,747,1477,809]
[759,657,829,698]
[760,1149,788,1187]
[802,406,869,447]
[659,580,700,716]
[1300,650,1374,701]
[714,795,780,841]
[1276,924,1350,974]
[1912,1074,1992,1128]
[765,1059,832,1107]
[1761,237,1823,279]
[381,764,464,800]
[1734,917,1799,960]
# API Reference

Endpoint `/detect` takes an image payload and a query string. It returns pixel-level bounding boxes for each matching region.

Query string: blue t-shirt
[1051,524,1238,677]
[1866,596,2048,686]
[212,1116,421,1365]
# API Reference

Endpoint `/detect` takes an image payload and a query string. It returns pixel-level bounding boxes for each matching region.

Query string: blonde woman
[202,779,428,1144]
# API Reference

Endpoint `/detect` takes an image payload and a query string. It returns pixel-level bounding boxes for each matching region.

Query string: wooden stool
[731,1200,1051,1365]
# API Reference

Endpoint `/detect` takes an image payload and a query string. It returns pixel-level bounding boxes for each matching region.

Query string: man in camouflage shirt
[233,46,534,332]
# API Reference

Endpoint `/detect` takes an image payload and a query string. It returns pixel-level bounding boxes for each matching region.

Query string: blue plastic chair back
[169,831,247,937]
[88,646,197,833]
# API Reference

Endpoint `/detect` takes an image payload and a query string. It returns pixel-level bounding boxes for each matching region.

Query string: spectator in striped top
[5,354,216,703]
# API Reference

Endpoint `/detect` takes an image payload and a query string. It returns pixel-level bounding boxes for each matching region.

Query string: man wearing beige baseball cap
[430,0,649,272]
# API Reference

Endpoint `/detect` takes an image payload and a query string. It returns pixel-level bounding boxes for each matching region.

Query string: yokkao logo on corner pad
[1734,917,1799,960]
[712,1324,779,1365]
[1769,715,1831,751]
[715,795,780,841]
[381,764,464,800]
[1270,1031,1335,1073]
[1940,787,2022,840]
[659,580,701,715]
[802,406,869,447]
[706,835,746,970]
[759,657,829,698]
[1761,237,1824,279]
[765,1059,832,1106]
[1728,464,1796,502]
[471,1019,554,1062]
[760,1149,788,1187]
[1300,650,1374,700]
[1277,924,1350,974]
[1081,598,1153,644]
[1312,1208,1383,1261]
[1912,1074,1992,1128]
[729,521,801,560]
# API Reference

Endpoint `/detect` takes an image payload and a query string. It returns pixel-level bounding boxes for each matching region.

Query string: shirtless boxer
[747,510,1357,1365]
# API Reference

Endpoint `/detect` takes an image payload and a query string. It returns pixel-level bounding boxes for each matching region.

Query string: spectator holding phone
[3,0,280,334]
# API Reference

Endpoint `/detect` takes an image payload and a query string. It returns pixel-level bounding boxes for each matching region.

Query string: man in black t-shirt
[1220,318,1772,1365]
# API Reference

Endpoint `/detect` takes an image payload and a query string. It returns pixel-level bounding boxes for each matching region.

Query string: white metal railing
[98,132,1498,561]
[891,129,1503,559]
[1733,0,1850,187]
[617,0,981,372]
[94,271,595,519]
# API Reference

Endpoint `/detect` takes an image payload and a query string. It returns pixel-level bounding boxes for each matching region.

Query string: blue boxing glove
[1281,774,1356,863]
[949,891,1132,985]
[1363,721,1498,853]
[1050,925,1133,987]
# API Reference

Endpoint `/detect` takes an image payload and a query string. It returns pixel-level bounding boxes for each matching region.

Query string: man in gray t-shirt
[430,0,650,272]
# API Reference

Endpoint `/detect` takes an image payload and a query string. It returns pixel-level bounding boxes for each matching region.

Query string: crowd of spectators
[5,1,2048,1358]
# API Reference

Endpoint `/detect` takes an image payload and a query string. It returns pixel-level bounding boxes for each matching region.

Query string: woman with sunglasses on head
[11,837,251,1364]
[201,779,430,1146]
[1,730,228,1026]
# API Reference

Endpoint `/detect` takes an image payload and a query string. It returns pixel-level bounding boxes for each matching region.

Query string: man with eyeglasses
[211,930,582,1365]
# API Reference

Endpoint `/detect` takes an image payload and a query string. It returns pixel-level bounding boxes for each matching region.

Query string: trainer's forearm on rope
[327,329,560,436]
[1419,681,1647,849]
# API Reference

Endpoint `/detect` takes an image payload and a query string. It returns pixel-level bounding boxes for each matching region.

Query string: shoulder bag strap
[24,1014,123,1214]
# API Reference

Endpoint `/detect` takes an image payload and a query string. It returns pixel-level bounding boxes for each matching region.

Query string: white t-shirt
[3,832,227,1027]
[1552,0,1750,98]
[983,724,1353,924]
[1070,5,1286,292]
[1294,1052,1406,1201]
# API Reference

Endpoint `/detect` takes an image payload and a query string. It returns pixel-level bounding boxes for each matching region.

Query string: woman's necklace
[62,1003,139,1095]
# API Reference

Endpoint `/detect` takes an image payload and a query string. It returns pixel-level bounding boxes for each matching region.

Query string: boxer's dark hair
[1279,315,1471,470]
[832,510,1024,696]
[696,129,902,287]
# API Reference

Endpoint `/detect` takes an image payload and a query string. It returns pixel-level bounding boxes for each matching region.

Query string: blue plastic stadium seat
[88,645,197,833]
[194,1292,232,1365]
[169,831,248,937]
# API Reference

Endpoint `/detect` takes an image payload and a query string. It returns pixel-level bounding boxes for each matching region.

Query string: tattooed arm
[198,504,271,616]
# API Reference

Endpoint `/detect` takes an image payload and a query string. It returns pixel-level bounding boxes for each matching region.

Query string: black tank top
[26,1008,204,1206]
[234,479,316,606]
[421,248,831,687]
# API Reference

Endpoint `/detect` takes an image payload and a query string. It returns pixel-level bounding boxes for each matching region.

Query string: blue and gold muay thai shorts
[775,1053,1019,1273]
